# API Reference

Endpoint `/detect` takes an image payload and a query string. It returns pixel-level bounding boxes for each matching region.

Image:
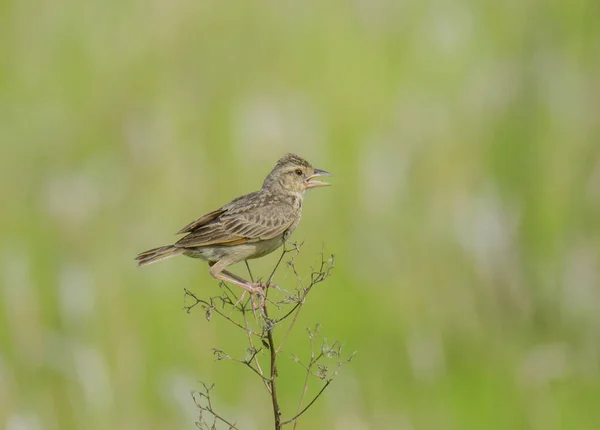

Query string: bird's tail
[135,245,183,267]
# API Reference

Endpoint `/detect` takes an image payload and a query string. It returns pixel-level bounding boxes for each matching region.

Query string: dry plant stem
[291,372,310,429]
[183,288,261,338]
[282,381,331,427]
[213,348,271,382]
[290,333,316,429]
[246,260,282,429]
[284,331,352,427]
[241,301,269,392]
[188,243,347,430]
[289,329,323,428]
[265,297,282,429]
[192,383,240,430]
[276,250,332,354]
[223,264,270,394]
[275,291,306,354]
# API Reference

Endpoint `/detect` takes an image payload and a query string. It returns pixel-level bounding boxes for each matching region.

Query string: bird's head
[262,154,332,195]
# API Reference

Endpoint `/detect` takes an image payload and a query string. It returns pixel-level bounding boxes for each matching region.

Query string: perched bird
[136,154,331,294]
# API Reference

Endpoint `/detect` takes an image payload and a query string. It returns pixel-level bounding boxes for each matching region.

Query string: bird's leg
[208,261,278,313]
[220,269,254,285]
[221,269,278,290]
[210,271,265,313]
[208,261,265,294]
[209,270,263,294]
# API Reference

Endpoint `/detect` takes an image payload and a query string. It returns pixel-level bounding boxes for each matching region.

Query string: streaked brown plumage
[136,154,331,294]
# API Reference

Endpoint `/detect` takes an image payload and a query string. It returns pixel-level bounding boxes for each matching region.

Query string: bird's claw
[233,283,269,310]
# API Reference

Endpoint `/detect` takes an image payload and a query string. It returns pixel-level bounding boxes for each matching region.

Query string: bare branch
[187,244,348,430]
[192,383,240,430]
[184,289,261,337]
[285,324,354,428]
[282,380,331,427]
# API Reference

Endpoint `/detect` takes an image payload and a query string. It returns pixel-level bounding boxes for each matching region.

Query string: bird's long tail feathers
[135,245,183,267]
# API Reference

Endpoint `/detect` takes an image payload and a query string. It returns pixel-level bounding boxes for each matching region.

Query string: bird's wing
[176,191,263,234]
[176,208,227,234]
[174,203,295,249]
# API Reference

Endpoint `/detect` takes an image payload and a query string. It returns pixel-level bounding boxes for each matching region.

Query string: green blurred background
[2,0,600,428]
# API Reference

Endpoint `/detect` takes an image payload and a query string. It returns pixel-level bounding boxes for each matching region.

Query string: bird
[135,153,332,295]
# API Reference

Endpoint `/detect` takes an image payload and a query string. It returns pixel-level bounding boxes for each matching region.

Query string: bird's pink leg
[220,269,253,285]
[208,261,278,311]
[209,268,262,294]
[221,269,278,290]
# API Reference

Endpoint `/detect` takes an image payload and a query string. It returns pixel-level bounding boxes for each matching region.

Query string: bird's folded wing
[175,208,227,234]
[174,207,294,248]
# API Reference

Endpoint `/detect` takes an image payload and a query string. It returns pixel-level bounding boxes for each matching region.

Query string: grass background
[2,0,600,428]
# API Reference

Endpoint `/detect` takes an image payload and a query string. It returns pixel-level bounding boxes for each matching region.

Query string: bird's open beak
[305,169,332,188]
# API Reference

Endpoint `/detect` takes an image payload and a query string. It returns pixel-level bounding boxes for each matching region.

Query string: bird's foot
[233,283,265,309]
[231,282,276,311]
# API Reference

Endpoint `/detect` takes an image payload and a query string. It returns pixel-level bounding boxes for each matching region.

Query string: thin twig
[281,380,332,426]
[184,289,261,337]
[192,383,240,430]
[291,359,312,430]
[221,347,271,382]
[276,253,334,354]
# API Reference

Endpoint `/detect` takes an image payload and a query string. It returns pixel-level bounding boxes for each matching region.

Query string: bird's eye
[295,169,303,176]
